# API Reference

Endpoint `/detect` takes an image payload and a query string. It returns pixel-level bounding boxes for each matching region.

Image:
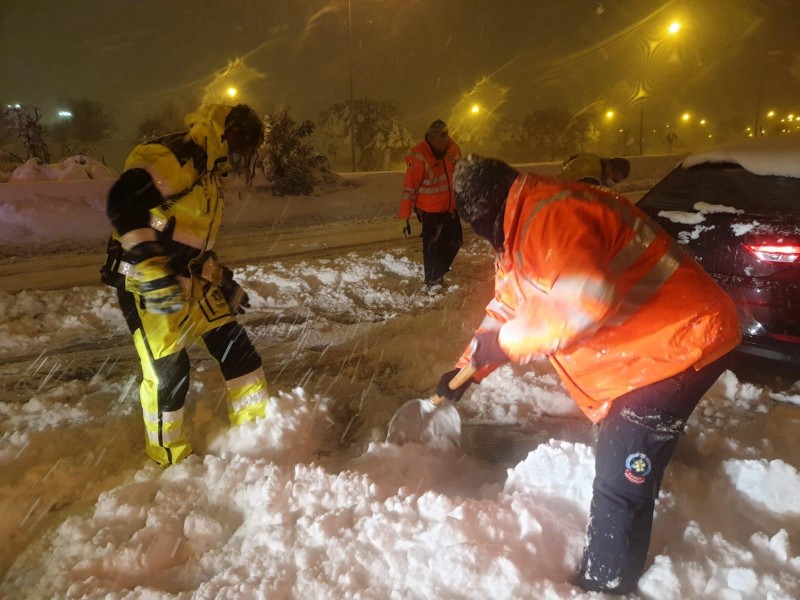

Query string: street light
[638,20,682,155]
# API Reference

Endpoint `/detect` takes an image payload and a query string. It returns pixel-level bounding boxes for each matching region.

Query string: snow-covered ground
[1,156,798,599]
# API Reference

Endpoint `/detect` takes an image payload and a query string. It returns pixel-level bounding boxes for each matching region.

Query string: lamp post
[347,0,357,172]
[753,68,767,137]
[638,96,645,156]
[637,20,682,156]
[753,52,784,137]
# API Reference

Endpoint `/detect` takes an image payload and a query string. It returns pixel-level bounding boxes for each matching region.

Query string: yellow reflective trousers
[119,281,268,466]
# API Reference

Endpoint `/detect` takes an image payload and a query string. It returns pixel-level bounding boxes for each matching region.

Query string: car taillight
[744,244,800,264]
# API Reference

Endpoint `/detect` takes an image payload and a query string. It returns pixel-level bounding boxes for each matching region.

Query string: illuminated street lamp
[471,104,480,114]
[226,87,238,99]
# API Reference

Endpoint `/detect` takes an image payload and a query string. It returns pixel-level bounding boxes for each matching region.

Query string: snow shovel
[386,363,477,447]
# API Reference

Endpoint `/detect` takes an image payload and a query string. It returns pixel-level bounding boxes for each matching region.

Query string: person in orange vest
[397,119,462,290]
[437,154,741,595]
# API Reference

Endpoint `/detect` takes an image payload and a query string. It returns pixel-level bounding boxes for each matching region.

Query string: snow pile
[1,163,799,598]
[8,155,117,182]
[682,134,800,179]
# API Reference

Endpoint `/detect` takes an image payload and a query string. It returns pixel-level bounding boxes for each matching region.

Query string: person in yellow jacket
[436,155,740,595]
[101,104,267,466]
[397,119,462,290]
[557,152,630,187]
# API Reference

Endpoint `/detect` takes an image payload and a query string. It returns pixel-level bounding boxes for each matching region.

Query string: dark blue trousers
[576,354,731,594]
[416,209,462,286]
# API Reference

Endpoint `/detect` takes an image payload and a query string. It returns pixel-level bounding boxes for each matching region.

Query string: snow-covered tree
[522,107,594,162]
[319,98,412,171]
[260,107,332,196]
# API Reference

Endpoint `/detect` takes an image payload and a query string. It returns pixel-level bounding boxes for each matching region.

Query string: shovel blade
[386,398,461,447]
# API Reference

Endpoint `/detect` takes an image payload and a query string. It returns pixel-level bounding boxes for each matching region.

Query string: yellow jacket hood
[183,104,235,172]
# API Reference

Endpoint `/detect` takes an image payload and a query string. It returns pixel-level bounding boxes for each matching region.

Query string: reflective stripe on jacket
[457,174,741,422]
[397,139,461,219]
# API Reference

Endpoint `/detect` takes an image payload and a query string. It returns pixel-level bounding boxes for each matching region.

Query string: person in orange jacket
[397,119,462,290]
[437,154,741,595]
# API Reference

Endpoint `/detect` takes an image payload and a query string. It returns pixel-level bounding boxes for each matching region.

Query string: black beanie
[454,154,519,251]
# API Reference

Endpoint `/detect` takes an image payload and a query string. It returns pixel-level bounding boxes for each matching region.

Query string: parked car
[636,135,800,364]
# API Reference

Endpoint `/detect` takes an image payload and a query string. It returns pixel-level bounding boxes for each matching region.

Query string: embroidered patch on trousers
[624,452,652,485]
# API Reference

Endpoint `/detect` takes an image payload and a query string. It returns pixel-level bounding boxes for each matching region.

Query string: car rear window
[639,163,800,215]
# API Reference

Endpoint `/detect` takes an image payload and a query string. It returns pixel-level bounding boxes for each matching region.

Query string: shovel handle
[432,363,478,405]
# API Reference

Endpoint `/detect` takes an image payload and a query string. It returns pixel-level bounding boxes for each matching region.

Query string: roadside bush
[260,107,332,196]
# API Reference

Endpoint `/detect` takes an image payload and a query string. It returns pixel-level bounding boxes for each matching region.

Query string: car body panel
[637,153,800,364]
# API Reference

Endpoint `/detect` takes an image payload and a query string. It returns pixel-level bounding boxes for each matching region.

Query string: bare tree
[2,105,50,162]
[51,98,117,145]
[136,102,192,142]
[522,107,594,162]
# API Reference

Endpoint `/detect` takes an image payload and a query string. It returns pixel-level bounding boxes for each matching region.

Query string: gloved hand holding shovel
[386,332,509,447]
[435,331,509,401]
[386,362,477,447]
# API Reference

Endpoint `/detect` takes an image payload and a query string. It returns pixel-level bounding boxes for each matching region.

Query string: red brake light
[744,244,800,264]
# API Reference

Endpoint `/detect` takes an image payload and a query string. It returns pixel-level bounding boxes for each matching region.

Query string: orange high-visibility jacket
[397,139,462,219]
[456,174,741,422]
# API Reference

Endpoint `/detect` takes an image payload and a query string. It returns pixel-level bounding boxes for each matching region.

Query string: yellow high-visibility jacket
[118,105,236,262]
[556,153,604,184]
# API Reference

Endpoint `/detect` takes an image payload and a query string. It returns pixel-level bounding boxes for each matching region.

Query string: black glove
[402,219,412,238]
[220,266,251,314]
[124,241,184,314]
[436,369,474,402]
[471,330,510,369]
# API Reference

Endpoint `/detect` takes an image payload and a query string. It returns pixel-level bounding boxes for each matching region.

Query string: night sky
[2,0,800,142]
